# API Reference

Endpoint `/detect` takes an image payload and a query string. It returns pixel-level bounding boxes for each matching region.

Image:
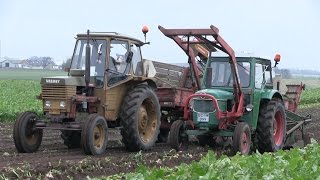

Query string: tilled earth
[0,107,319,179]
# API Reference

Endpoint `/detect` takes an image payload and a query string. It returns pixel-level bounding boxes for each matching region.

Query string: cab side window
[108,40,130,86]
[131,44,142,75]
[255,63,265,89]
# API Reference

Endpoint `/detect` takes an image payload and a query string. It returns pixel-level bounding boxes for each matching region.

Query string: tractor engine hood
[196,89,233,100]
[40,76,86,86]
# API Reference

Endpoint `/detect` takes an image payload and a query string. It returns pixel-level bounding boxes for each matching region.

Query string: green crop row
[300,87,320,105]
[107,140,320,180]
[0,80,42,122]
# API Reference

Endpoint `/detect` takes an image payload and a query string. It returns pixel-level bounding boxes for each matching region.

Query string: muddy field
[0,107,319,179]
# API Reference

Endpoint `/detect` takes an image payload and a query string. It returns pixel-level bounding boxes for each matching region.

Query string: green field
[0,69,66,80]
[0,69,66,122]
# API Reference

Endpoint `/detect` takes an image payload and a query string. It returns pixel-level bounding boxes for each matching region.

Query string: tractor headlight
[246,104,253,112]
[59,101,66,108]
[45,100,51,108]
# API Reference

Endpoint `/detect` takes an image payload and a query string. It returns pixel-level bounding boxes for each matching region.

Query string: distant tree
[41,57,55,69]
[281,69,292,79]
[26,56,55,69]
[61,58,72,69]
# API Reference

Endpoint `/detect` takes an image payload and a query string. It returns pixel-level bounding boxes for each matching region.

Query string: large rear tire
[81,114,108,155]
[256,99,286,153]
[120,85,161,152]
[233,122,251,155]
[13,112,43,153]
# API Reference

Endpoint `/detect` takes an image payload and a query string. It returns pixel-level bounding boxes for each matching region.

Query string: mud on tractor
[159,25,311,154]
[13,28,161,155]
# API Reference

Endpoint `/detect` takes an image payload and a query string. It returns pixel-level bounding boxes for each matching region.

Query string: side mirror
[64,67,70,72]
[126,51,133,63]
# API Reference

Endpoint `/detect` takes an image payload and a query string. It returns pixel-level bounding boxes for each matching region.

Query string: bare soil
[0,107,319,179]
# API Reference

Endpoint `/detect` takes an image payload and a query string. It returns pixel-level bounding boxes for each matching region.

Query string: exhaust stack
[85,30,91,89]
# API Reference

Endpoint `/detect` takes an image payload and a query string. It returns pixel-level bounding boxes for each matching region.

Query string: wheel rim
[274,110,284,146]
[25,116,39,145]
[138,98,157,143]
[93,124,105,149]
[240,131,249,154]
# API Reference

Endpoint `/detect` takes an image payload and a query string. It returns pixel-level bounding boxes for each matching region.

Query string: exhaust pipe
[85,30,91,89]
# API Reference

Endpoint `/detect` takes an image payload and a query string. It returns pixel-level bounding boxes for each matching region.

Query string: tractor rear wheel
[120,85,161,152]
[13,112,43,153]
[256,99,286,153]
[81,114,108,155]
[233,122,251,155]
[61,130,81,149]
[168,120,188,151]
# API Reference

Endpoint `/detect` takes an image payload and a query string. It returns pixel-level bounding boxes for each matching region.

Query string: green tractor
[13,28,161,155]
[164,25,311,154]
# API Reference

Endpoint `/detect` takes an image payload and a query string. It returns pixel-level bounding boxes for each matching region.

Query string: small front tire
[81,114,108,155]
[233,122,251,155]
[13,112,43,153]
[168,120,188,151]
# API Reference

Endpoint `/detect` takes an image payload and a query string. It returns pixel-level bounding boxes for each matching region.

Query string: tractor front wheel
[233,122,251,155]
[168,120,188,151]
[13,112,43,153]
[256,99,286,153]
[120,85,161,152]
[81,114,108,155]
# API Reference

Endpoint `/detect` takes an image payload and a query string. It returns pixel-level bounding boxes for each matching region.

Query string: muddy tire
[120,85,161,152]
[61,130,81,149]
[233,122,251,155]
[168,120,188,151]
[256,99,286,153]
[13,112,43,153]
[81,114,108,155]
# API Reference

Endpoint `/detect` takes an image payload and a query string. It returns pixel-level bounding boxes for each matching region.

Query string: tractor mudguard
[261,89,283,101]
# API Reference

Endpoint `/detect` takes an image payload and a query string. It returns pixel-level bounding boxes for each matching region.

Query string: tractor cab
[194,56,279,130]
[69,32,146,88]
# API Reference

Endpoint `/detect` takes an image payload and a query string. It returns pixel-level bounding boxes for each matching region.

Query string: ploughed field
[0,106,319,179]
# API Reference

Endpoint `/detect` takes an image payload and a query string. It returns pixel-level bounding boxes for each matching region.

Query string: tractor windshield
[210,61,250,87]
[70,39,107,79]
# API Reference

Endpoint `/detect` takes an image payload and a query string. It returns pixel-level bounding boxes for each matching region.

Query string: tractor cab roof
[76,32,144,45]
[211,56,271,64]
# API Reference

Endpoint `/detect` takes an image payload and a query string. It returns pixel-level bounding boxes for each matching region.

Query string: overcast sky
[1,0,319,70]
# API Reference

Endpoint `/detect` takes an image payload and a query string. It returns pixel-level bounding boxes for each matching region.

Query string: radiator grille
[42,85,76,99]
[193,99,215,113]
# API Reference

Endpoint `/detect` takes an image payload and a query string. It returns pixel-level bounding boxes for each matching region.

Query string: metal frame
[159,25,244,129]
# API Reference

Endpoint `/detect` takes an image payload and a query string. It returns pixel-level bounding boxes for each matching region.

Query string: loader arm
[158,25,243,117]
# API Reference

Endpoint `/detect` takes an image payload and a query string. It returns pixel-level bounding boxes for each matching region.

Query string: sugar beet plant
[110,140,320,180]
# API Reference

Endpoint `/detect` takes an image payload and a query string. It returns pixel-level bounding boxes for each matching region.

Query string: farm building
[0,59,26,68]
